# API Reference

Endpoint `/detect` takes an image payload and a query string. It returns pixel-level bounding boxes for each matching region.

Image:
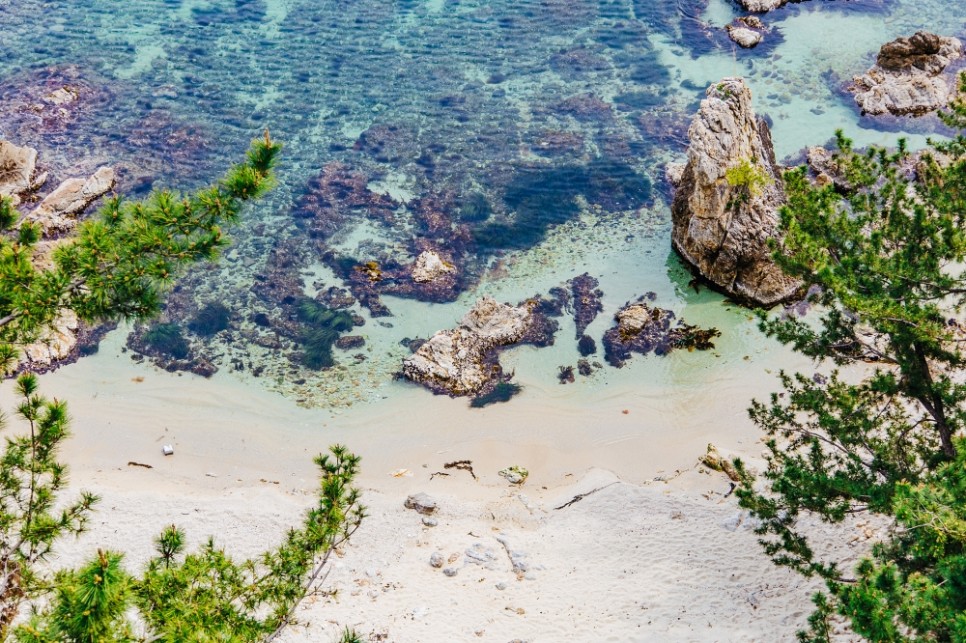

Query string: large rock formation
[850,32,964,116]
[671,78,799,306]
[402,296,532,396]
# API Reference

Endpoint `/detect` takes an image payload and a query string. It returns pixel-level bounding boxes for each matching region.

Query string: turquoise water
[3,0,965,407]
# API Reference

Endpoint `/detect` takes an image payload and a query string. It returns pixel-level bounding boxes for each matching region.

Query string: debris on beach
[498,466,529,485]
[404,492,438,515]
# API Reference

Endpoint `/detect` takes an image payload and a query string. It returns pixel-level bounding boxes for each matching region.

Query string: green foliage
[736,77,966,640]
[0,131,280,364]
[188,302,231,336]
[143,322,190,360]
[0,374,98,639]
[725,157,772,204]
[11,440,364,642]
[0,135,369,640]
[297,299,354,370]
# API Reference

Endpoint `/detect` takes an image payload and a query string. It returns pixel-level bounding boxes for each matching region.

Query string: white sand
[12,326,883,642]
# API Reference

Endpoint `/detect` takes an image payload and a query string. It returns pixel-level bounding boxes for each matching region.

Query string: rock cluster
[25,166,115,235]
[602,298,720,368]
[0,139,115,369]
[850,32,964,116]
[670,78,800,306]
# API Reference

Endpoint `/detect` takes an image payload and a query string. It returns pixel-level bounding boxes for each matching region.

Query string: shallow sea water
[2,0,965,418]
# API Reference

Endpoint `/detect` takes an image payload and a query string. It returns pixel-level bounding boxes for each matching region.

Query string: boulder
[849,32,963,116]
[736,0,787,11]
[411,250,455,283]
[405,493,438,515]
[671,78,800,306]
[27,166,115,235]
[0,140,39,203]
[402,296,532,396]
[726,25,763,49]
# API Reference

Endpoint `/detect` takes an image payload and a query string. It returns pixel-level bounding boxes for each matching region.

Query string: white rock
[411,250,454,283]
[726,25,762,49]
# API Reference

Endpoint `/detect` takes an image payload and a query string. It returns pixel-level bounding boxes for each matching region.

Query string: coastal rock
[602,298,720,368]
[849,32,964,116]
[726,18,766,49]
[27,166,115,235]
[20,309,79,366]
[736,0,786,11]
[402,296,533,396]
[411,250,455,283]
[0,140,39,203]
[671,78,800,306]
[405,493,438,515]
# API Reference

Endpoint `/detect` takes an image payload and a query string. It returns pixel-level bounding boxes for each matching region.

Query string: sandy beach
[24,327,873,642]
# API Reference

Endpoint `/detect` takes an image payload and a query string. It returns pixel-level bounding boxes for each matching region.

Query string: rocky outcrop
[726,17,766,49]
[402,296,534,396]
[602,297,720,367]
[411,250,455,283]
[26,166,115,235]
[850,32,964,116]
[0,140,42,204]
[671,77,800,306]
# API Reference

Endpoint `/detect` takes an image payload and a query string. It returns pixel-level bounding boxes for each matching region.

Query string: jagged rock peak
[670,77,800,307]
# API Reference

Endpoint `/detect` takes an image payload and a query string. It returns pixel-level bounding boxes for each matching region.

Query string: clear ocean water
[2,0,965,411]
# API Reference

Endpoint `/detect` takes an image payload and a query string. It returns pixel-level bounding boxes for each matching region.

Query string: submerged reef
[603,297,721,368]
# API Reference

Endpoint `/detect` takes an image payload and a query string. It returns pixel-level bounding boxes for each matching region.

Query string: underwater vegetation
[143,323,190,360]
[474,159,651,252]
[297,298,355,370]
[188,302,231,336]
[470,381,523,408]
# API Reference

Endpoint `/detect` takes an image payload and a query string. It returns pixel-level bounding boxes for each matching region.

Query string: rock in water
[0,140,39,203]
[726,25,763,49]
[27,166,115,235]
[411,249,455,283]
[735,0,787,11]
[671,78,800,306]
[402,296,533,396]
[726,17,766,49]
[850,32,963,117]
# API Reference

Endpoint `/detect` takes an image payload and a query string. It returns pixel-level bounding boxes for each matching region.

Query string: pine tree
[0,134,366,641]
[736,76,966,640]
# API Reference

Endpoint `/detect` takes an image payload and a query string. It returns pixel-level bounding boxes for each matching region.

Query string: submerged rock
[671,77,800,306]
[602,298,721,367]
[412,249,455,283]
[849,32,964,116]
[402,296,532,397]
